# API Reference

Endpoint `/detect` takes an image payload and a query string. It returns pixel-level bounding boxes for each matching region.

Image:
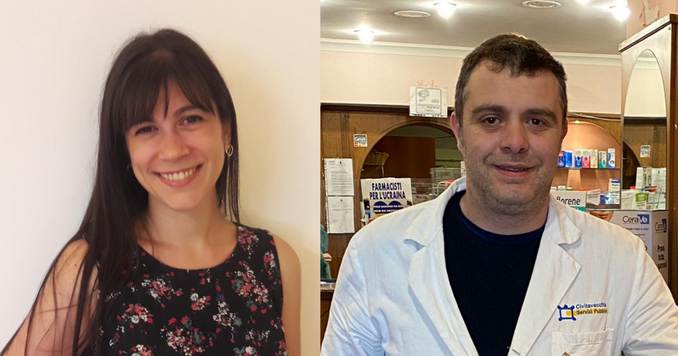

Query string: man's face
[450,62,566,215]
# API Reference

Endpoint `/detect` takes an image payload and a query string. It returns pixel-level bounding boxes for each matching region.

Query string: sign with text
[409,87,448,118]
[360,178,413,222]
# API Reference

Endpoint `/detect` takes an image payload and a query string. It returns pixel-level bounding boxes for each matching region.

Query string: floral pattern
[102,225,286,355]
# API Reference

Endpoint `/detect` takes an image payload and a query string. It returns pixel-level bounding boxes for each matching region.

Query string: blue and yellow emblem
[558,304,576,321]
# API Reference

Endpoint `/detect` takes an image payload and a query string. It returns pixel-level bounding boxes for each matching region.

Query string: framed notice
[409,87,448,118]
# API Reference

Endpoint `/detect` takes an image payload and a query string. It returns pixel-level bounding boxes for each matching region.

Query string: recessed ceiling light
[575,0,591,4]
[521,0,562,9]
[434,2,456,19]
[393,10,432,18]
[354,28,376,44]
[610,4,630,21]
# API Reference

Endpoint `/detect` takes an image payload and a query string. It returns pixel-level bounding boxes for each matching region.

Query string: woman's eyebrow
[173,104,203,116]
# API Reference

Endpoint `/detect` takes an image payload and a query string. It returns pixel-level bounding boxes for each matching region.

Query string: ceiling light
[393,10,432,18]
[521,0,562,9]
[355,28,375,44]
[575,0,591,4]
[434,2,456,19]
[610,4,630,21]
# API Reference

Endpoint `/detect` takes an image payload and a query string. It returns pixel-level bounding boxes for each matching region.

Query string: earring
[226,144,234,158]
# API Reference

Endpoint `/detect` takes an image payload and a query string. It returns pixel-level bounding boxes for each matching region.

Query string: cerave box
[603,210,668,282]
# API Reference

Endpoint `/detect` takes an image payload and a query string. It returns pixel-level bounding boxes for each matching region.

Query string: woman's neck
[141,195,230,248]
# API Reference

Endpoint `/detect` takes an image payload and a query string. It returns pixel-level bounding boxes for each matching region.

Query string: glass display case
[619,14,678,299]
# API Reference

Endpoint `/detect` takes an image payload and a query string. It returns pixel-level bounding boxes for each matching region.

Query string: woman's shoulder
[54,238,92,283]
[235,224,293,255]
[235,223,275,253]
[234,224,297,274]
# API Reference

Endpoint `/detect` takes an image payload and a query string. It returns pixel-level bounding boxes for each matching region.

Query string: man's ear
[450,111,464,151]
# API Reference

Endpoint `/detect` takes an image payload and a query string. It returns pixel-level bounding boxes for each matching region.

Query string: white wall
[321,40,626,114]
[0,1,319,354]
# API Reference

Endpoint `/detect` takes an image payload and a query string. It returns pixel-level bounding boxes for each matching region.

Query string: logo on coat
[557,304,576,321]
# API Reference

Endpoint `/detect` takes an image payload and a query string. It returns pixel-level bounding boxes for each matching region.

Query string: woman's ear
[222,122,232,152]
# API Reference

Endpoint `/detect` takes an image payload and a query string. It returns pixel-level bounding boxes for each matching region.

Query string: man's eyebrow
[471,105,506,116]
[524,108,557,120]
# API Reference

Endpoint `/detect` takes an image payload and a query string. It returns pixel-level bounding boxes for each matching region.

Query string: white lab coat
[321,178,678,355]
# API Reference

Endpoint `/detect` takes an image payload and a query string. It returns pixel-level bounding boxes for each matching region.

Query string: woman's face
[126,80,229,213]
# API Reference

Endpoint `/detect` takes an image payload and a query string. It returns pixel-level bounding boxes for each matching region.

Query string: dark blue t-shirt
[443,191,544,356]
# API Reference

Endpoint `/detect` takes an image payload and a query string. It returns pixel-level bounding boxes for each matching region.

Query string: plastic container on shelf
[430,167,462,197]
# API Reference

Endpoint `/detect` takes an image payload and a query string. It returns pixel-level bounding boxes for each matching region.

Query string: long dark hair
[2,28,239,355]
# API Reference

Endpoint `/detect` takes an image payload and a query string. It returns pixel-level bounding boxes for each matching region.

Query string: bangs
[114,50,217,135]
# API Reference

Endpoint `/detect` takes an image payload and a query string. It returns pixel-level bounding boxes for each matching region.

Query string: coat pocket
[551,329,614,356]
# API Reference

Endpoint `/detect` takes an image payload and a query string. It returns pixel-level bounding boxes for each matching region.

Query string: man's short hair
[454,33,567,124]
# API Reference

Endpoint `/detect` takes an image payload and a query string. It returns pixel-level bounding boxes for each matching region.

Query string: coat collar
[509,199,582,355]
[405,177,583,355]
[406,177,476,355]
[403,177,466,247]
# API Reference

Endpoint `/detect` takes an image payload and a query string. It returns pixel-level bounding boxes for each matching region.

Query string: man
[321,34,678,355]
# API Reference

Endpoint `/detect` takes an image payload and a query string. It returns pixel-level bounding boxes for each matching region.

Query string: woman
[2,29,300,355]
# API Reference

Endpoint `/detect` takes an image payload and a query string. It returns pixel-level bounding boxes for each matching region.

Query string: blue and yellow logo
[557,302,608,321]
[558,304,576,321]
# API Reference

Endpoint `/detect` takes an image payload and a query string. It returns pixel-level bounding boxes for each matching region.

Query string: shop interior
[320,1,678,340]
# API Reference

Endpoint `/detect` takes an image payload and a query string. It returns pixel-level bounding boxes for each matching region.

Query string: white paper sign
[409,87,448,118]
[640,145,651,158]
[326,196,355,233]
[324,158,354,196]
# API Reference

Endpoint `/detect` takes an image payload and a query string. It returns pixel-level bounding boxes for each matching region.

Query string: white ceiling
[321,0,628,54]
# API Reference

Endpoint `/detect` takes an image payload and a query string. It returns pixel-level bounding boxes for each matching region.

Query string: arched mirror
[623,49,667,208]
[622,49,669,282]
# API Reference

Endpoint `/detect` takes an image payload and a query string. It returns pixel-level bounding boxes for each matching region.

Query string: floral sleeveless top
[101,224,287,355]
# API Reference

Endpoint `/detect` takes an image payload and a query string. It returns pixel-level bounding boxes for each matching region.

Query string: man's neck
[459,189,549,235]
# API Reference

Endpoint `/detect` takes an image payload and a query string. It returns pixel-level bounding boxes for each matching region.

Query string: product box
[621,189,636,210]
[607,148,616,169]
[651,167,667,193]
[606,178,621,205]
[598,150,607,168]
[582,152,590,168]
[590,149,598,168]
[586,189,601,207]
[564,150,573,168]
[551,190,587,211]
[605,210,669,282]
[574,149,583,168]
[635,167,647,189]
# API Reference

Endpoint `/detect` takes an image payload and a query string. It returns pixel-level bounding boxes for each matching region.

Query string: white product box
[586,189,601,207]
[607,148,616,169]
[552,190,587,211]
[635,167,646,189]
[651,167,667,193]
[607,210,669,282]
[621,189,636,210]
